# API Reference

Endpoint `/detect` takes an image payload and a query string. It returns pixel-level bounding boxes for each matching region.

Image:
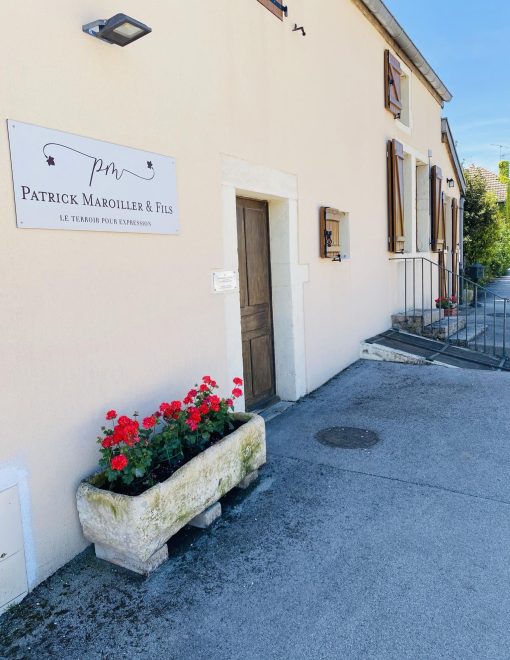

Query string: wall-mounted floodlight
[82,13,152,46]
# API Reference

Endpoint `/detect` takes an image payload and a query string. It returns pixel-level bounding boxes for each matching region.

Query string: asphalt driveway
[2,360,510,659]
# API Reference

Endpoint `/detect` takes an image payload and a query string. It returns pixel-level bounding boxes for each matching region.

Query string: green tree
[498,160,510,223]
[506,181,510,223]
[463,168,510,280]
[498,160,509,183]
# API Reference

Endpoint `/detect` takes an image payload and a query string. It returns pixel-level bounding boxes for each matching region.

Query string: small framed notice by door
[212,271,238,293]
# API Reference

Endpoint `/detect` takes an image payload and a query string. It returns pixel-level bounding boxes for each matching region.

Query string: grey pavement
[2,360,510,659]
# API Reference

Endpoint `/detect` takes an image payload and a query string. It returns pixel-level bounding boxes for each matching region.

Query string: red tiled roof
[467,165,507,203]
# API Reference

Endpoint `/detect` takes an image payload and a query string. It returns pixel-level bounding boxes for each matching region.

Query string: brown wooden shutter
[387,139,405,253]
[451,198,459,254]
[438,251,448,298]
[431,165,445,252]
[257,0,284,20]
[451,198,459,297]
[385,50,402,118]
[386,140,405,252]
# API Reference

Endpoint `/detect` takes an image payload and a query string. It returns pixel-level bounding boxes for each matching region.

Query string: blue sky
[383,0,510,172]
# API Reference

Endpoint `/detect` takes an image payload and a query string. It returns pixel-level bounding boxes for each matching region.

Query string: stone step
[422,315,467,340]
[449,321,489,347]
[392,309,443,333]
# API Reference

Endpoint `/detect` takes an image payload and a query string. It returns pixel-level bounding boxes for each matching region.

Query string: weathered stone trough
[76,413,265,574]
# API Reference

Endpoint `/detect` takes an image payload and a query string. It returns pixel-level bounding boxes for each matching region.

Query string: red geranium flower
[202,376,212,384]
[233,377,243,386]
[111,454,128,471]
[117,415,131,427]
[106,410,117,420]
[102,436,114,448]
[199,384,209,392]
[143,416,157,429]
[232,387,243,398]
[112,419,140,446]
[187,407,202,421]
[206,395,221,412]
[227,398,233,408]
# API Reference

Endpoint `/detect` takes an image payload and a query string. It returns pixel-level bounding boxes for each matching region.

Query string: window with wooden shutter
[387,139,405,253]
[451,198,459,254]
[385,50,402,119]
[431,165,445,252]
[257,0,286,20]
[451,198,459,297]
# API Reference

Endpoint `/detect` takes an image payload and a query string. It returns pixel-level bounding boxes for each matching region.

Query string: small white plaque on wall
[7,120,179,234]
[212,270,238,293]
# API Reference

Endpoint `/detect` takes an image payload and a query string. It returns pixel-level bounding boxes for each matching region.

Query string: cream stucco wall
[0,0,461,589]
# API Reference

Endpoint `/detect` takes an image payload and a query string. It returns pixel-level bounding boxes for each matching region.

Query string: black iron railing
[390,256,510,360]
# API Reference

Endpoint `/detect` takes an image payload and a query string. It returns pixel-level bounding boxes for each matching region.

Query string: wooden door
[236,198,276,410]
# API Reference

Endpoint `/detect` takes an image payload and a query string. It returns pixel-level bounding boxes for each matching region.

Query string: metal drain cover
[315,426,380,449]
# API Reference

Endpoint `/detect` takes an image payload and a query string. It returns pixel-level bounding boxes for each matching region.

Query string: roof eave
[442,118,466,195]
[355,0,452,104]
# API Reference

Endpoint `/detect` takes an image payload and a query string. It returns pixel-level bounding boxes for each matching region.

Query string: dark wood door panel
[236,205,249,309]
[244,207,271,306]
[241,306,271,338]
[237,197,276,410]
[251,335,274,399]
[242,339,253,403]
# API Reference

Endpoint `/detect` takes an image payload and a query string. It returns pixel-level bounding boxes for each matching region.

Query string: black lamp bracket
[292,24,306,36]
[82,19,107,37]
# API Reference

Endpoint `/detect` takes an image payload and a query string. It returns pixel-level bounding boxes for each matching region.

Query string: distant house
[466,164,508,205]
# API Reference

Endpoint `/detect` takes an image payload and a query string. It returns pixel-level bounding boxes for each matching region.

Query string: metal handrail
[390,256,509,360]
[390,256,509,303]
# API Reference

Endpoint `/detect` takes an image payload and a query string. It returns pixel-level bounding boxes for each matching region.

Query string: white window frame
[395,60,413,134]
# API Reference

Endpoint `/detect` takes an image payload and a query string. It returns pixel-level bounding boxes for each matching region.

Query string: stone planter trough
[76,413,265,574]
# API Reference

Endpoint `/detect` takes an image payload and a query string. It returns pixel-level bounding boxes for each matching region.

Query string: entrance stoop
[392,308,443,333]
[361,329,510,371]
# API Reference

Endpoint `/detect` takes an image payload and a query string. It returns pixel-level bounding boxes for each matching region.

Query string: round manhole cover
[315,426,380,449]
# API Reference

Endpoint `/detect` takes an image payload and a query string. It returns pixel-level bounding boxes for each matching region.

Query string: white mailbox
[0,485,28,613]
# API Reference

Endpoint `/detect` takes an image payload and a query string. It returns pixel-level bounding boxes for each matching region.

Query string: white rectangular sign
[212,270,238,293]
[7,120,179,234]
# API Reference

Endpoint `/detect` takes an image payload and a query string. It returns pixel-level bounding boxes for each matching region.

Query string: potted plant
[435,295,458,317]
[76,377,265,574]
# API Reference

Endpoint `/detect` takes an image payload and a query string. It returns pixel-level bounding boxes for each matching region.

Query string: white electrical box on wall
[0,485,28,614]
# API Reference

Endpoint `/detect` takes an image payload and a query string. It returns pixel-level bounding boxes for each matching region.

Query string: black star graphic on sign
[147,161,153,170]
[46,156,55,166]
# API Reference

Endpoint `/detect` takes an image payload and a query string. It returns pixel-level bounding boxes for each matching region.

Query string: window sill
[395,118,412,135]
